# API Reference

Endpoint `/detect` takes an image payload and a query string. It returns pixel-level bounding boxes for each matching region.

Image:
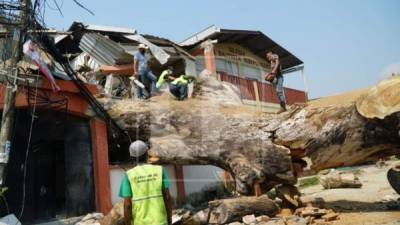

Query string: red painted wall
[219,72,306,104]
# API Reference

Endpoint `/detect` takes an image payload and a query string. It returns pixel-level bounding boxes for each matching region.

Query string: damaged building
[0,22,306,223]
[181,25,307,112]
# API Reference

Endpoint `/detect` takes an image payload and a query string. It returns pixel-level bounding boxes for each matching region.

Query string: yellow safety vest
[126,164,168,225]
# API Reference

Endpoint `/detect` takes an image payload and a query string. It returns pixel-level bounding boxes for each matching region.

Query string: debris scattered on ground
[242,214,256,224]
[168,198,339,225]
[318,169,362,189]
[76,212,104,225]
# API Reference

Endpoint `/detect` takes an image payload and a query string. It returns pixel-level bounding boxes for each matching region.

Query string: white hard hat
[138,43,148,49]
[129,140,149,157]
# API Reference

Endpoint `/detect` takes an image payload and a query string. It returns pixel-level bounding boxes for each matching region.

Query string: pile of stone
[172,205,339,225]
[294,205,339,224]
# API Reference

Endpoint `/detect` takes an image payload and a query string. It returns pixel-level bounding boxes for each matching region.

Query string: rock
[278,208,293,218]
[256,215,270,222]
[242,214,256,224]
[99,201,124,225]
[191,208,210,225]
[318,169,362,189]
[182,210,192,220]
[322,212,339,221]
[285,215,308,225]
[275,184,302,209]
[172,214,183,224]
[299,207,327,217]
[82,213,104,221]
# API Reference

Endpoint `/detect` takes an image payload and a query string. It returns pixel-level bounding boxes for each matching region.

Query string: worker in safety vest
[156,68,194,101]
[119,140,172,225]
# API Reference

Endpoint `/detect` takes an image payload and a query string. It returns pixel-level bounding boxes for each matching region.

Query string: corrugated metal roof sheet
[79,33,133,65]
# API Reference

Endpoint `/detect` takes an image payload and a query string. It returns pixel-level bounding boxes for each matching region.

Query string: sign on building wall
[214,43,270,70]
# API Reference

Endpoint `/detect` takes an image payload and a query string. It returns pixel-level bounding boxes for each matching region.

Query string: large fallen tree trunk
[102,72,400,195]
[208,195,280,224]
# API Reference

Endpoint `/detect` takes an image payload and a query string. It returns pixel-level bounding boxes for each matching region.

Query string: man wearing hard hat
[133,44,158,99]
[119,140,172,225]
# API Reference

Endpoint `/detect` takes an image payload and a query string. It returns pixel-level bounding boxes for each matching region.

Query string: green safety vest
[126,164,168,225]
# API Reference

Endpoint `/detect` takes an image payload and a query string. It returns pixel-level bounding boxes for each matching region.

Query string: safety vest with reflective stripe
[126,164,167,225]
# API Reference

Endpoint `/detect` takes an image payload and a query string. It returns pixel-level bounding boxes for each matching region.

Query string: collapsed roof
[55,22,194,68]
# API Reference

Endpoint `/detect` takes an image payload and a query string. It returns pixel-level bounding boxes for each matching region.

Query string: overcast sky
[44,0,400,98]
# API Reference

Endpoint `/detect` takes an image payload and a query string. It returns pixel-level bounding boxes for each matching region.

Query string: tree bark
[103,73,400,195]
[208,195,279,224]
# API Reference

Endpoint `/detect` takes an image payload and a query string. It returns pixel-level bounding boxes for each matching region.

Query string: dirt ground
[301,160,400,225]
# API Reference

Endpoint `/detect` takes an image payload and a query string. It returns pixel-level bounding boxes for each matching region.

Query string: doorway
[1,109,95,223]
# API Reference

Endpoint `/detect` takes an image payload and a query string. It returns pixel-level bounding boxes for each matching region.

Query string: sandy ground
[301,160,400,225]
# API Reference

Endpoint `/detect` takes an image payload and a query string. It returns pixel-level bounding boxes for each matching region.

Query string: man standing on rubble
[133,44,158,99]
[156,68,194,101]
[119,140,172,225]
[265,51,287,113]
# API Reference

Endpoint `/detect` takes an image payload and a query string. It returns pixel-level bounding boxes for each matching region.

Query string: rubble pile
[171,204,340,225]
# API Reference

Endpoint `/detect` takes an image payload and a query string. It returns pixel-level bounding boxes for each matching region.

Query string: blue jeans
[272,74,286,105]
[136,70,157,98]
[169,83,188,100]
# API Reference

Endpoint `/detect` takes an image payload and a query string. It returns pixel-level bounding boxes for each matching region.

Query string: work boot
[277,102,287,114]
[277,107,287,114]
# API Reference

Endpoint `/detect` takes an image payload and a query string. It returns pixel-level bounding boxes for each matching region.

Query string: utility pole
[0,0,29,185]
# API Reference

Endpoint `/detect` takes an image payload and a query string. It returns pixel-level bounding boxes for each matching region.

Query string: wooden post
[301,67,309,101]
[0,0,28,185]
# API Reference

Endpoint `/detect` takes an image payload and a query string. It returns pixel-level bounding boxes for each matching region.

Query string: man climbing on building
[156,68,194,101]
[133,43,158,99]
[265,51,287,113]
[119,140,172,225]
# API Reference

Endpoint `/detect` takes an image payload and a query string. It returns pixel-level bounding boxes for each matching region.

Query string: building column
[174,165,186,205]
[253,81,261,111]
[90,118,112,214]
[202,40,217,76]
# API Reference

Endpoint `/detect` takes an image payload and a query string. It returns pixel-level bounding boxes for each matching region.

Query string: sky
[44,0,400,98]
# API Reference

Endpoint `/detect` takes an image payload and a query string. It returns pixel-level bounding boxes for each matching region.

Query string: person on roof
[156,68,194,101]
[119,140,172,225]
[133,43,158,99]
[265,51,287,113]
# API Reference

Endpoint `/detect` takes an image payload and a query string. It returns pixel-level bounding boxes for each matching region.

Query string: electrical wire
[17,71,38,220]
